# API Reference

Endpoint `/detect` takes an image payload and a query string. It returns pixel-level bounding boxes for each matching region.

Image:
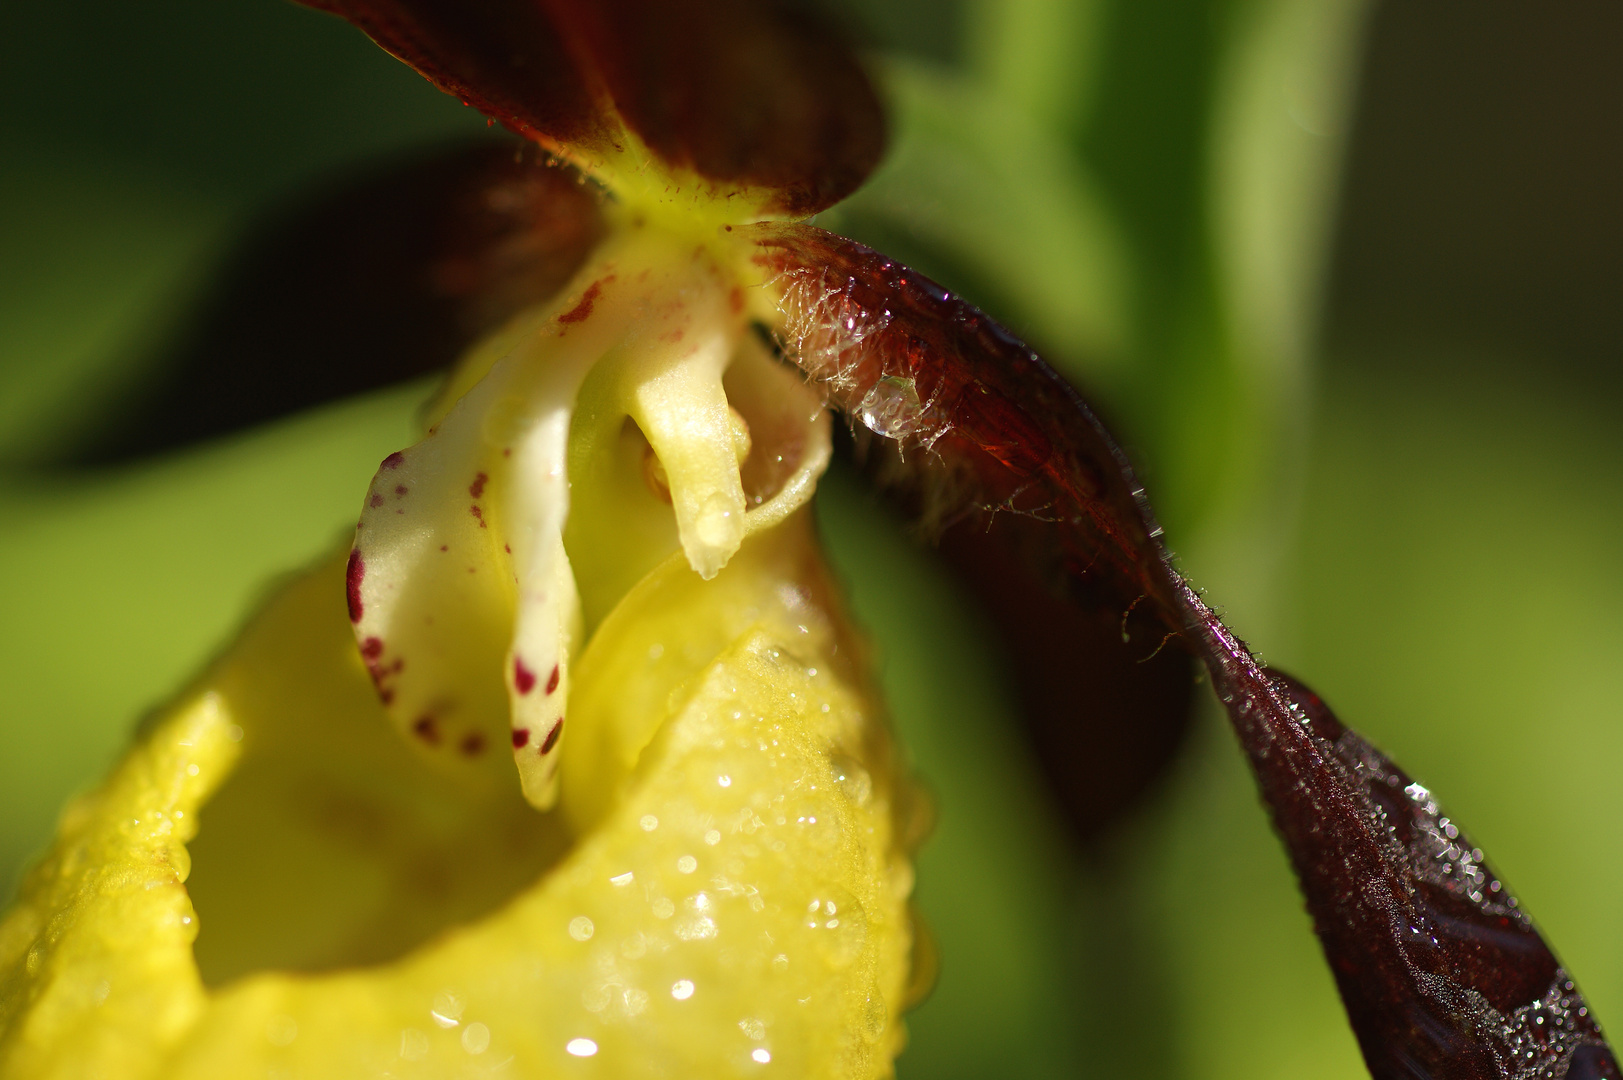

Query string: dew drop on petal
[400,1028,429,1061]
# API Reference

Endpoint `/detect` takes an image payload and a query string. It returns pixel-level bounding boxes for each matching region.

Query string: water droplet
[462,1022,490,1054]
[718,775,733,787]
[569,916,595,941]
[566,1038,598,1057]
[677,855,698,874]
[855,375,922,437]
[860,989,888,1042]
[831,755,872,806]
[802,889,866,967]
[672,979,695,1000]
[653,897,675,919]
[674,915,717,941]
[705,829,722,845]
[739,1017,767,1040]
[266,1015,298,1046]
[431,991,465,1028]
[640,815,659,831]
[399,1028,429,1061]
[752,1049,773,1064]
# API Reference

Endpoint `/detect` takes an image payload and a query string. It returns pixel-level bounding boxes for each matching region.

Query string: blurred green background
[3,1,1621,1078]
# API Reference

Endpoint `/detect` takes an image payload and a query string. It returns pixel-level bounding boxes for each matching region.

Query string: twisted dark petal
[77,142,602,463]
[752,222,1196,839]
[296,0,884,216]
[754,222,1619,1077]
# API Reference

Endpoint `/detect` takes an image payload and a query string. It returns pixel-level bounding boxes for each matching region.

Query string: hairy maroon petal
[77,142,604,463]
[755,222,1196,837]
[296,0,884,216]
[756,223,1619,1076]
[753,225,1179,612]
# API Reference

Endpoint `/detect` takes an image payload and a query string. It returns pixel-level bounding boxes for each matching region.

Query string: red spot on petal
[558,280,602,324]
[546,664,560,695]
[369,494,384,508]
[511,728,531,749]
[469,472,488,498]
[440,544,449,552]
[380,689,395,705]
[395,484,408,497]
[502,447,511,458]
[514,657,537,694]
[345,550,365,622]
[470,504,486,527]
[504,544,511,554]
[540,720,564,754]
[360,637,384,660]
[729,285,744,314]
[381,452,405,469]
[413,716,440,744]
[460,732,486,756]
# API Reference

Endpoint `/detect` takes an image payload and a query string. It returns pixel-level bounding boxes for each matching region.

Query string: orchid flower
[1,2,1619,1080]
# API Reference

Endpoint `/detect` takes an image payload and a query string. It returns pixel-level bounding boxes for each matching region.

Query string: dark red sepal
[76,142,603,462]
[296,0,884,217]
[754,222,1619,1078]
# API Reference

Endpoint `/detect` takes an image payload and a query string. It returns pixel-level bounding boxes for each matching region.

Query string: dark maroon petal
[74,141,603,463]
[754,222,1618,1077]
[756,221,1196,839]
[296,0,884,217]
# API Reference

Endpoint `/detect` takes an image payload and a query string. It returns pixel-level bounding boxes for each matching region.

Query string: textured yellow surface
[0,513,919,1078]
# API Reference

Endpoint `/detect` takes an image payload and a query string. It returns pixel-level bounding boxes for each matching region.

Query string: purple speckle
[514,657,537,694]
[345,550,365,623]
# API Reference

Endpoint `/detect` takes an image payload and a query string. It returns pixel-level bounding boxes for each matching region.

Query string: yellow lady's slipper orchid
[0,2,927,1076]
[5,1,1618,1078]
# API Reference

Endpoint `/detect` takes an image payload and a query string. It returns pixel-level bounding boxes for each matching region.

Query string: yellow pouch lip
[0,506,920,1079]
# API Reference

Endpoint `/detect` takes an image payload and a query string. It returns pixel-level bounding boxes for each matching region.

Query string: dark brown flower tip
[297,0,885,218]
[755,222,1618,1076]
[1207,662,1620,1080]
